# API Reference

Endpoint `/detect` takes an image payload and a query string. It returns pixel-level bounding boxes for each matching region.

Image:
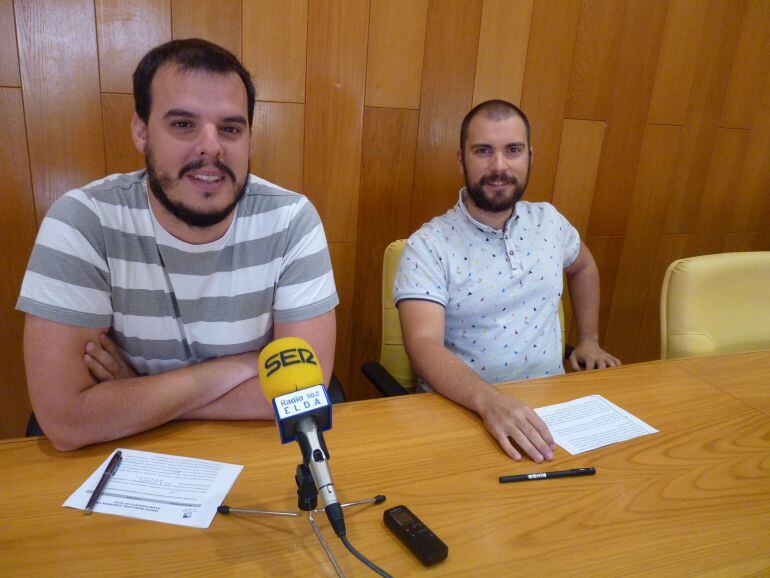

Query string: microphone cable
[339,535,393,578]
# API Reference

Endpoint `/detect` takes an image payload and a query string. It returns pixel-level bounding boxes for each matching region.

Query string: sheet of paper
[64,448,242,528]
[535,395,658,455]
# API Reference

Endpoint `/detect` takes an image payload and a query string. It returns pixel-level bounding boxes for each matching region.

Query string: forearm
[567,262,601,343]
[408,338,500,415]
[178,376,274,420]
[34,352,258,450]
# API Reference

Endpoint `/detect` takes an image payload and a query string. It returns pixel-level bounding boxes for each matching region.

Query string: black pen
[85,450,123,514]
[499,467,596,483]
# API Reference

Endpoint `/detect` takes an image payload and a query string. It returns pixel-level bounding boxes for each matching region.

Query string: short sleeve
[16,191,113,328]
[273,198,339,323]
[393,230,449,307]
[554,207,580,268]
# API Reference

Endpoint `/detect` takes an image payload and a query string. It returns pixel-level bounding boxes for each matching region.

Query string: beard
[463,156,530,214]
[145,147,249,228]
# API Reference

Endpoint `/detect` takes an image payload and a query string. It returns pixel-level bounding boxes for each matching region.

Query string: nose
[490,152,506,172]
[196,124,224,159]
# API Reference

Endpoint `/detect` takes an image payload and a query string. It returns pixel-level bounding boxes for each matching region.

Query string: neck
[148,191,235,245]
[463,194,514,231]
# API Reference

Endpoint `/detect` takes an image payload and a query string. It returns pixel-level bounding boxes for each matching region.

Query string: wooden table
[2,351,769,576]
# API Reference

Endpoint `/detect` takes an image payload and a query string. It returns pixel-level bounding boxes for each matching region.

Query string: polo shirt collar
[457,187,519,235]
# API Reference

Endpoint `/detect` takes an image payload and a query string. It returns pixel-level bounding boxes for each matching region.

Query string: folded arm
[77,309,336,423]
[177,310,337,420]
[24,315,265,450]
[397,299,554,463]
[564,242,621,371]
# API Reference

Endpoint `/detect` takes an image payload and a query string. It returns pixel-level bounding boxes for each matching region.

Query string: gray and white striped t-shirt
[17,171,338,375]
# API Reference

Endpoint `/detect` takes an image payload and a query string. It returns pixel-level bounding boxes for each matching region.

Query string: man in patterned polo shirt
[394,100,619,463]
[17,39,337,450]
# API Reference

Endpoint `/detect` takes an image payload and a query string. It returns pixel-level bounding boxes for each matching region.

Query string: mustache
[178,159,236,182]
[480,172,517,186]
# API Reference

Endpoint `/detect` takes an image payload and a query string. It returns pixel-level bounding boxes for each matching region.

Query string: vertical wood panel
[409,0,482,231]
[728,54,770,234]
[303,0,369,243]
[365,0,428,109]
[171,0,241,58]
[348,107,419,401]
[102,93,144,175]
[551,119,606,237]
[565,0,626,121]
[328,242,356,394]
[604,124,683,362]
[0,0,20,86]
[16,0,106,222]
[96,0,171,94]
[472,0,533,107]
[723,233,766,253]
[687,128,751,256]
[647,0,709,124]
[586,0,668,237]
[721,0,770,129]
[519,0,581,202]
[663,0,748,235]
[250,102,304,193]
[242,0,307,103]
[633,233,690,362]
[0,88,37,438]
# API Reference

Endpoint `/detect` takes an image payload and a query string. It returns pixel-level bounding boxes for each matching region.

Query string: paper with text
[535,395,658,455]
[64,449,242,528]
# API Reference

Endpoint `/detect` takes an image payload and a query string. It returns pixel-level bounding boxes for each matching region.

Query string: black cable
[340,535,393,578]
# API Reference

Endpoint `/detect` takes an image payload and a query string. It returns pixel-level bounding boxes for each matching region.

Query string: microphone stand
[218,464,386,577]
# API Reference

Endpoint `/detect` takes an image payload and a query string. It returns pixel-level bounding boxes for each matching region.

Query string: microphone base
[218,495,386,578]
[218,463,386,577]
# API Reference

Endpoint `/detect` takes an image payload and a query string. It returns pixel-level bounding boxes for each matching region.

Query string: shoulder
[407,206,460,247]
[515,201,572,227]
[45,171,147,224]
[239,175,318,219]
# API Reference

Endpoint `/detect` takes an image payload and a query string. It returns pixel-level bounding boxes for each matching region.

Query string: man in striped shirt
[17,39,338,450]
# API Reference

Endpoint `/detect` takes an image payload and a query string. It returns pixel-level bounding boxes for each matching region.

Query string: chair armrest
[361,362,410,396]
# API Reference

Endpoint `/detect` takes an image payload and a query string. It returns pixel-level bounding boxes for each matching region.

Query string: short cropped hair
[460,99,531,153]
[133,38,256,127]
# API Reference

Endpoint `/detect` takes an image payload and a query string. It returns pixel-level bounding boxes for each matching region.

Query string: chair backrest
[660,252,770,359]
[379,239,567,390]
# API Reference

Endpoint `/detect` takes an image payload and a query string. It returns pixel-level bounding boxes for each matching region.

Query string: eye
[221,125,242,135]
[171,120,192,129]
[474,146,490,155]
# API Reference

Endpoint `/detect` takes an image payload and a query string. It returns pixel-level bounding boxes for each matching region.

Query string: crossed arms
[24,310,336,451]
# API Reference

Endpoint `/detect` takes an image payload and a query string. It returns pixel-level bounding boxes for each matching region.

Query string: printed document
[64,449,242,528]
[535,395,658,454]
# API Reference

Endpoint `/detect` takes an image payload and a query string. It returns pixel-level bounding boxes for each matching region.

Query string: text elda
[274,384,329,421]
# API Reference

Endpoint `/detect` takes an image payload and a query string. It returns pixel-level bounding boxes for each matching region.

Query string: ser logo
[263,348,317,377]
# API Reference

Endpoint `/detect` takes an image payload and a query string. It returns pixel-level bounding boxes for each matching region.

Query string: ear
[456,148,465,176]
[131,112,148,155]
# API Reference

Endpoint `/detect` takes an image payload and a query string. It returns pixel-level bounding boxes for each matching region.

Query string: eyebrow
[470,141,526,149]
[163,109,247,125]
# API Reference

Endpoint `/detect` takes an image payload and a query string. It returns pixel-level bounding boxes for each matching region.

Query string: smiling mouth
[189,174,224,183]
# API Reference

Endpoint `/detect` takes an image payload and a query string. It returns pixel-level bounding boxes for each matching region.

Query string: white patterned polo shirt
[394,188,580,384]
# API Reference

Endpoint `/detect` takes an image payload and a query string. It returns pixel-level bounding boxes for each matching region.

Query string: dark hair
[133,38,255,127]
[460,99,531,153]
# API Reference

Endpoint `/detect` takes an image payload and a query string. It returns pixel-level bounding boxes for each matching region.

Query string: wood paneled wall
[1,0,769,438]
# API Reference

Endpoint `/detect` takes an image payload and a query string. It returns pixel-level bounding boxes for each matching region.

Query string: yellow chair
[362,239,570,396]
[660,252,770,359]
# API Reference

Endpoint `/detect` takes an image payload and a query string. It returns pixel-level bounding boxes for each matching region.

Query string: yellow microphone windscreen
[258,336,324,400]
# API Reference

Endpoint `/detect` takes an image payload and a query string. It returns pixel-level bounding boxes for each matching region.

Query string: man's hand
[478,389,555,463]
[568,340,621,371]
[84,333,137,381]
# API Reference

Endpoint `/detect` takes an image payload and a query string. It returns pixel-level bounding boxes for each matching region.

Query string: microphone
[258,337,346,536]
